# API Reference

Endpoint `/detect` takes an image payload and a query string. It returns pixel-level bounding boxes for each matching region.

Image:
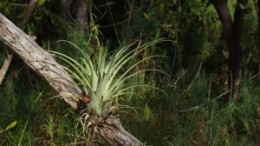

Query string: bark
[74,0,88,32]
[210,0,233,40]
[59,0,73,21]
[210,0,244,100]
[230,2,244,100]
[94,115,141,146]
[0,12,140,146]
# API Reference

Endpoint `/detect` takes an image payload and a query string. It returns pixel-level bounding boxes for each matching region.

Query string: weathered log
[0,12,140,146]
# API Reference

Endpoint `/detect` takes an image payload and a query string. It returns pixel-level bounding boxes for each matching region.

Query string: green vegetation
[0,0,259,145]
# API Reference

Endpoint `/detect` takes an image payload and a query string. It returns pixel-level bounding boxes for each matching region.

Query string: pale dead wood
[0,52,13,86]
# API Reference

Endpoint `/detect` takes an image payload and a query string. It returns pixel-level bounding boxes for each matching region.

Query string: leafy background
[0,0,259,145]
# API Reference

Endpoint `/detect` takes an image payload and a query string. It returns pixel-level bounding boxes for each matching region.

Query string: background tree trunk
[0,12,140,146]
[210,0,245,100]
[230,2,244,100]
[74,0,88,33]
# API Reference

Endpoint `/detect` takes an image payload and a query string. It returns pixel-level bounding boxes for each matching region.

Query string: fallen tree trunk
[0,12,140,146]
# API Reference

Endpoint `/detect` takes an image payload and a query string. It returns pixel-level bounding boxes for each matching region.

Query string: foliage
[0,0,259,145]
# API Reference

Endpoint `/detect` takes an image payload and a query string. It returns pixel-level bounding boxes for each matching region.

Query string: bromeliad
[51,39,165,117]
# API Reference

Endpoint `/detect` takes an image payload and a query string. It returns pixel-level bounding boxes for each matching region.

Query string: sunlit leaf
[143,12,150,19]
[144,103,153,121]
[5,121,17,131]
[37,0,46,7]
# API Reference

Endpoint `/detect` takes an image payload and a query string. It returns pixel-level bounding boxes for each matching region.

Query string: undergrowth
[0,0,259,145]
[0,48,259,145]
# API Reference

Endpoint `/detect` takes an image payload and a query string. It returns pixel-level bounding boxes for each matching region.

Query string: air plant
[51,40,165,117]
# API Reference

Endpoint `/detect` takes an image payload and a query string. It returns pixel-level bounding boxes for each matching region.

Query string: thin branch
[99,18,129,28]
[251,72,260,80]
[181,61,203,96]
[0,52,13,86]
[107,4,120,44]
[178,90,230,112]
[20,0,38,30]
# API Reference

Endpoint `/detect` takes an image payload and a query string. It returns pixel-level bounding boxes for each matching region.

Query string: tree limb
[210,0,233,40]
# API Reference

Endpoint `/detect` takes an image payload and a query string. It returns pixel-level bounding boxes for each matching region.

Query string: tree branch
[0,52,12,86]
[20,0,38,29]
[210,0,233,40]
